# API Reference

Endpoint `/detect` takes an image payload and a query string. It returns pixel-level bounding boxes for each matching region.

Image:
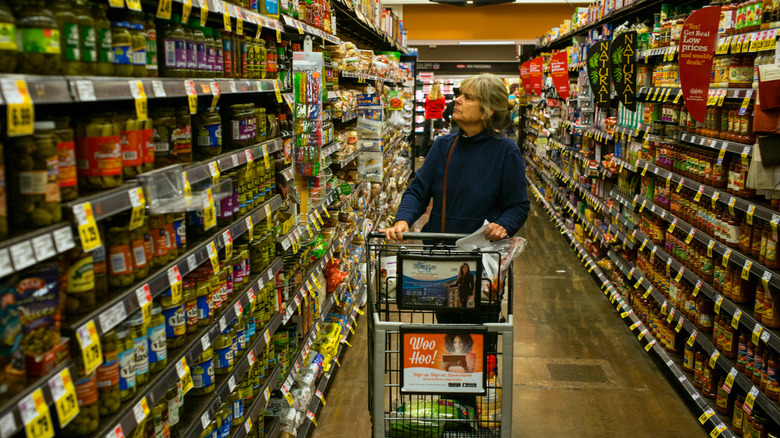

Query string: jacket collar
[459,129,494,145]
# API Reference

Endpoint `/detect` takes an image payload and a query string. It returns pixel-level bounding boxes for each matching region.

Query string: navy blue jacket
[395,130,530,236]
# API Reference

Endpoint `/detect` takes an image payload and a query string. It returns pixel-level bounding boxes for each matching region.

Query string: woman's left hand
[484,223,507,241]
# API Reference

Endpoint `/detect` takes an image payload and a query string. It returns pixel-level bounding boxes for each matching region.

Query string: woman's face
[452,336,465,353]
[452,87,484,126]
[461,265,468,275]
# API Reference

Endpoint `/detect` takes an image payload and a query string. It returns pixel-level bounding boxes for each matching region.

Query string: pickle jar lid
[127,310,145,326]
[152,302,162,315]
[116,324,129,339]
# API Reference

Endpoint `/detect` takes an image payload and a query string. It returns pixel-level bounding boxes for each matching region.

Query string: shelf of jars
[637,87,754,104]
[0,223,76,281]
[280,15,341,45]
[330,0,406,53]
[638,29,779,61]
[678,131,755,156]
[233,395,283,438]
[550,139,614,178]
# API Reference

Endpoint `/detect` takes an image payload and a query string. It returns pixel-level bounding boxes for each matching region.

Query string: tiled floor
[311,201,705,437]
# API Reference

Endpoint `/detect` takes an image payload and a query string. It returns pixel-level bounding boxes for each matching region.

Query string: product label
[246,318,256,337]
[231,119,255,142]
[222,39,232,75]
[133,334,149,376]
[174,217,186,247]
[197,122,222,147]
[132,47,145,66]
[265,0,279,15]
[145,29,157,70]
[97,349,119,388]
[172,123,191,158]
[192,357,214,389]
[63,22,80,61]
[162,304,186,338]
[206,45,216,71]
[79,25,96,63]
[139,128,154,163]
[236,329,246,351]
[147,323,167,363]
[232,261,244,286]
[74,373,97,407]
[185,299,198,328]
[0,23,17,50]
[132,237,147,268]
[197,294,210,320]
[186,39,196,69]
[163,38,183,68]
[215,345,233,369]
[113,43,132,65]
[58,141,77,188]
[217,194,232,219]
[233,398,243,423]
[196,42,207,71]
[121,128,142,166]
[19,28,61,54]
[66,256,94,293]
[118,348,137,391]
[109,244,132,276]
[98,28,113,63]
[214,46,223,73]
[218,415,230,438]
[164,222,175,253]
[76,135,122,177]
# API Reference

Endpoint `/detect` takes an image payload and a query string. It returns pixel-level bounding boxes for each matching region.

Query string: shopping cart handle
[368,232,469,241]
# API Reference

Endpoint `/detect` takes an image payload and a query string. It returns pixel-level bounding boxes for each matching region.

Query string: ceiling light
[458,41,517,45]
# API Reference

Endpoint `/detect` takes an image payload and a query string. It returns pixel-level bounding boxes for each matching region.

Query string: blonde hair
[459,74,517,133]
[426,83,443,101]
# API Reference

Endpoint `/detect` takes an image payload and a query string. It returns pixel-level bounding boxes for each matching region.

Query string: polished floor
[311,201,706,437]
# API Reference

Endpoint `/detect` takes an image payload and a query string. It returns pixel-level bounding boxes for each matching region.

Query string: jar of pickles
[97,329,121,416]
[165,213,179,258]
[53,116,78,201]
[226,104,256,149]
[184,279,198,334]
[128,22,146,77]
[51,0,80,75]
[92,3,112,75]
[130,219,149,281]
[196,108,223,157]
[107,222,134,288]
[74,0,95,75]
[161,288,186,349]
[8,121,61,228]
[65,241,95,315]
[151,107,175,168]
[230,387,244,426]
[117,113,143,178]
[174,212,187,251]
[75,114,123,189]
[128,311,149,385]
[196,281,212,326]
[255,107,267,142]
[15,0,61,74]
[173,107,193,164]
[116,324,137,401]
[214,325,235,375]
[62,361,99,436]
[191,347,215,395]
[216,402,232,438]
[148,302,167,371]
[110,21,133,76]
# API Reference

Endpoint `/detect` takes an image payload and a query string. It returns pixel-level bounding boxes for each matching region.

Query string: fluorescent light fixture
[458,41,517,45]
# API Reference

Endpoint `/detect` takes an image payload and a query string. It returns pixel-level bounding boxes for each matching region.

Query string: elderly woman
[385,73,530,242]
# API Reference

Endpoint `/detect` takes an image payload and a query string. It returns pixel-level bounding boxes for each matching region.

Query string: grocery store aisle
[313,201,705,437]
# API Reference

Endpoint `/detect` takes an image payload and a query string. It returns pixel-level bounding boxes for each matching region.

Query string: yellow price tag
[314,210,324,225]
[296,22,304,34]
[644,286,652,299]
[694,280,702,297]
[273,81,283,103]
[675,268,684,282]
[4,79,34,137]
[742,260,752,280]
[276,28,282,42]
[130,81,148,121]
[236,16,243,35]
[676,317,684,332]
[207,241,220,272]
[222,2,232,30]
[711,190,720,209]
[200,0,209,26]
[20,389,54,438]
[710,424,727,438]
[74,202,102,252]
[723,248,732,266]
[182,0,192,23]
[126,0,142,10]
[676,178,685,193]
[694,186,704,202]
[156,0,173,19]
[204,188,216,230]
[732,309,742,328]
[209,81,220,112]
[715,295,724,314]
[168,266,183,302]
[686,229,695,244]
[223,230,233,260]
[129,188,146,230]
[307,410,318,426]
[747,204,755,224]
[699,408,715,425]
[76,320,103,374]
[673,90,683,103]
[728,197,736,215]
[49,369,79,428]
[108,0,124,7]
[668,218,677,233]
[753,324,763,344]
[177,358,194,394]
[687,331,697,347]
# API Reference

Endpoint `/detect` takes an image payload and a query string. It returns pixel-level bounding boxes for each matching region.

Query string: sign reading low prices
[550,51,569,100]
[400,328,486,394]
[679,6,721,123]
[529,57,543,96]
[520,61,531,94]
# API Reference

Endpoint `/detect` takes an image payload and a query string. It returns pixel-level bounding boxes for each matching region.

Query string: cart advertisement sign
[400,328,486,394]
[397,255,482,310]
[550,51,569,100]
[679,6,721,123]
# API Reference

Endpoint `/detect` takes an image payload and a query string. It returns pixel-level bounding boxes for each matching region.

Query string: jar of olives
[196,281,212,326]
[240,244,250,283]
[148,213,170,268]
[107,222,134,289]
[172,107,193,164]
[65,241,95,315]
[96,329,121,417]
[196,108,223,157]
[51,0,81,75]
[184,279,198,334]
[118,113,143,178]
[161,295,186,349]
[128,311,149,385]
[174,212,187,250]
[110,21,133,76]
[92,3,112,75]
[200,419,215,438]
[215,402,232,438]
[164,213,178,258]
[167,383,183,436]
[231,387,244,426]
[15,0,61,74]
[53,116,78,201]
[151,107,175,168]
[230,252,245,292]
[130,220,149,281]
[139,116,155,172]
[147,302,167,372]
[75,114,123,189]
[0,1,17,73]
[116,324,137,401]
[8,121,61,228]
[235,313,247,353]
[62,362,99,436]
[214,325,234,375]
[227,104,253,149]
[191,347,215,395]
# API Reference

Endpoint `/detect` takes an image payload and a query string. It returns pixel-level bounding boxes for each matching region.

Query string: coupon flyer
[400,329,485,394]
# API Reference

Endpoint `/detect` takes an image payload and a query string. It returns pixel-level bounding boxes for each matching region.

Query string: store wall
[402,3,587,41]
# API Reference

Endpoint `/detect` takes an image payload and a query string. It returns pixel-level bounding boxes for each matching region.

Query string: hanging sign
[610,31,637,111]
[679,6,721,123]
[520,61,532,93]
[586,41,612,108]
[550,51,569,100]
[529,57,543,96]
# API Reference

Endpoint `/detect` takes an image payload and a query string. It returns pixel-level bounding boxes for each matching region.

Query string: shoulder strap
[441,136,458,232]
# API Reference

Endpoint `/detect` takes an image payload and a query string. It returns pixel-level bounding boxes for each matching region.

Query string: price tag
[645,339,657,351]
[128,188,146,230]
[676,178,685,193]
[200,0,209,25]
[673,90,683,103]
[639,199,647,212]
[222,230,233,260]
[76,320,102,374]
[637,328,648,340]
[133,397,150,424]
[135,284,152,325]
[273,80,283,103]
[156,0,172,19]
[705,240,714,258]
[699,407,716,425]
[732,309,743,328]
[18,389,54,438]
[667,308,675,323]
[715,295,724,314]
[686,229,695,244]
[628,267,635,280]
[281,385,294,405]
[687,331,697,347]
[10,241,35,271]
[129,81,147,121]
[52,228,75,253]
[2,80,33,137]
[98,301,127,334]
[694,185,704,203]
[676,317,685,332]
[207,241,219,271]
[306,410,318,426]
[750,322,764,344]
[187,254,197,271]
[167,266,183,303]
[176,358,194,394]
[710,424,728,438]
[181,0,193,23]
[201,333,211,351]
[640,239,648,251]
[763,270,772,290]
[264,386,271,401]
[693,280,702,297]
[739,259,752,280]
[203,188,216,230]
[222,2,232,30]
[675,267,685,282]
[668,218,678,233]
[48,369,78,427]
[743,386,760,414]
[722,248,732,267]
[634,278,643,289]
[236,10,243,35]
[244,418,252,434]
[209,81,220,111]
[73,202,101,252]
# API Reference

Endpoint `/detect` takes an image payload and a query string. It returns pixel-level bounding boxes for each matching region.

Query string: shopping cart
[366,232,514,438]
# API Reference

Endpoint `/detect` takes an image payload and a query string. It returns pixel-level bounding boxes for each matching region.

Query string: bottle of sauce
[763,285,780,328]
[730,55,743,87]
[754,344,765,385]
[733,393,746,434]
[738,331,749,371]
[752,222,764,258]
[750,408,770,437]
[701,359,720,399]
[766,354,780,399]
[755,283,766,319]
[683,342,696,373]
[716,376,735,416]
[723,315,738,358]
[694,350,707,388]
[747,340,757,379]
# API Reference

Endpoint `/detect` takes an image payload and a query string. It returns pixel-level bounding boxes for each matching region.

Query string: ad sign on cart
[397,254,482,310]
[400,328,486,394]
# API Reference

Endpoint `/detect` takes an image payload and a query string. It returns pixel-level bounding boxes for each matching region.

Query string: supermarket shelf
[186,137,285,187]
[638,30,779,59]
[610,155,637,173]
[331,0,407,53]
[65,195,284,338]
[637,87,753,104]
[679,131,754,156]
[530,183,737,437]
[549,138,612,179]
[281,15,341,45]
[0,223,75,281]
[583,127,614,143]
[339,71,400,84]
[637,45,679,61]
[335,149,360,168]
[333,112,357,124]
[276,201,332,252]
[322,140,342,157]
[87,256,284,438]
[229,368,283,438]
[613,123,654,139]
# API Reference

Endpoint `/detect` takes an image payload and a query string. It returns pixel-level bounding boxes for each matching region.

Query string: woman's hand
[383,220,409,241]
[484,222,507,241]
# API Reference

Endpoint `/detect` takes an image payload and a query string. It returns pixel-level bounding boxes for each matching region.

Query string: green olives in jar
[147,302,167,372]
[184,279,198,334]
[107,222,134,289]
[0,1,17,73]
[75,114,123,189]
[127,311,149,385]
[172,107,192,164]
[62,364,99,436]
[151,108,175,169]
[161,296,186,348]
[130,220,149,281]
[8,121,61,228]
[73,0,95,75]
[196,108,222,158]
[15,0,61,74]
[196,281,211,327]
[97,329,121,417]
[110,21,133,76]
[65,241,95,315]
[191,347,215,395]
[213,325,234,375]
[116,324,137,402]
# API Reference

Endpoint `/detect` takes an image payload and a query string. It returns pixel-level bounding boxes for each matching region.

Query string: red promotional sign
[520,62,531,93]
[529,57,543,96]
[550,52,569,100]
[679,6,721,123]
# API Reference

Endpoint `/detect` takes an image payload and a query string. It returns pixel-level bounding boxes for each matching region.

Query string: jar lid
[127,311,145,326]
[110,21,126,28]
[116,324,129,338]
[152,302,162,314]
[33,121,55,131]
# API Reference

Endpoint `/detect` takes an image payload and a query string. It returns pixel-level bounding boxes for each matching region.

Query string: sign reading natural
[679,6,721,123]
[586,41,611,108]
[550,51,569,100]
[609,32,637,111]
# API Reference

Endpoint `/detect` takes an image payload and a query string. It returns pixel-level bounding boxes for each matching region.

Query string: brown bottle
[760,224,769,265]
[747,340,756,379]
[767,227,778,269]
[701,359,720,399]
[733,393,746,434]
[716,375,736,416]
[723,315,738,358]
[754,344,765,385]
[755,284,766,320]
[752,222,763,258]
[763,285,780,328]
[766,354,780,400]
[694,350,706,388]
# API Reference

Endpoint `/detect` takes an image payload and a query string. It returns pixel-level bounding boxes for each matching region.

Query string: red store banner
[679,6,721,123]
[550,52,569,100]
[529,57,543,96]
[520,61,532,93]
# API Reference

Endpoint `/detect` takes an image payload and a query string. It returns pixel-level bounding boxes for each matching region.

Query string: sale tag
[742,260,752,280]
[763,271,772,290]
[723,248,732,267]
[76,320,102,374]
[711,190,720,209]
[273,80,283,103]
[128,188,146,230]
[687,331,697,347]
[223,230,233,260]
[156,0,172,19]
[222,2,232,30]
[129,81,147,121]
[676,317,685,333]
[167,266,183,303]
[732,309,742,328]
[707,240,715,258]
[694,185,704,203]
[694,280,702,297]
[133,397,150,424]
[753,323,763,344]
[203,188,216,230]
[200,0,209,25]
[282,385,294,405]
[645,339,657,351]
[709,350,721,369]
[676,178,685,193]
[236,12,243,35]
[48,368,78,427]
[136,284,152,326]
[18,389,54,438]
[640,239,647,251]
[743,386,760,414]
[715,295,724,314]
[710,424,728,438]
[634,278,643,289]
[686,229,696,244]
[699,408,715,425]
[176,358,194,394]
[668,218,678,233]
[667,308,675,323]
[73,202,101,252]
[207,241,219,272]
[2,79,34,137]
[674,90,683,103]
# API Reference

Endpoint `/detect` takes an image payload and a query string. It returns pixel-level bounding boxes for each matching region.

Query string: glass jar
[8,121,61,228]
[196,108,223,157]
[15,0,60,74]
[61,362,99,436]
[160,14,187,77]
[174,212,186,251]
[203,26,216,77]
[255,106,267,142]
[191,347,215,395]
[128,22,146,77]
[0,1,17,73]
[167,383,183,436]
[97,329,121,417]
[130,220,149,281]
[196,281,212,326]
[231,387,244,426]
[53,116,78,201]
[162,298,186,348]
[148,302,167,372]
[107,222,134,289]
[75,114,123,189]
[51,0,81,75]
[214,325,234,375]
[65,241,95,315]
[172,107,193,164]
[148,213,169,268]
[128,311,149,385]
[144,13,157,77]
[190,19,207,77]
[215,402,231,438]
[92,3,112,75]
[138,116,154,172]
[116,324,136,402]
[220,29,233,77]
[184,280,198,334]
[151,107,175,168]
[146,397,169,438]
[110,21,133,76]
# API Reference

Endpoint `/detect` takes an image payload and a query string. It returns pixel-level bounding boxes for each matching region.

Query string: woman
[385,73,530,242]
[420,82,446,158]
[453,263,475,308]
[443,333,476,373]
